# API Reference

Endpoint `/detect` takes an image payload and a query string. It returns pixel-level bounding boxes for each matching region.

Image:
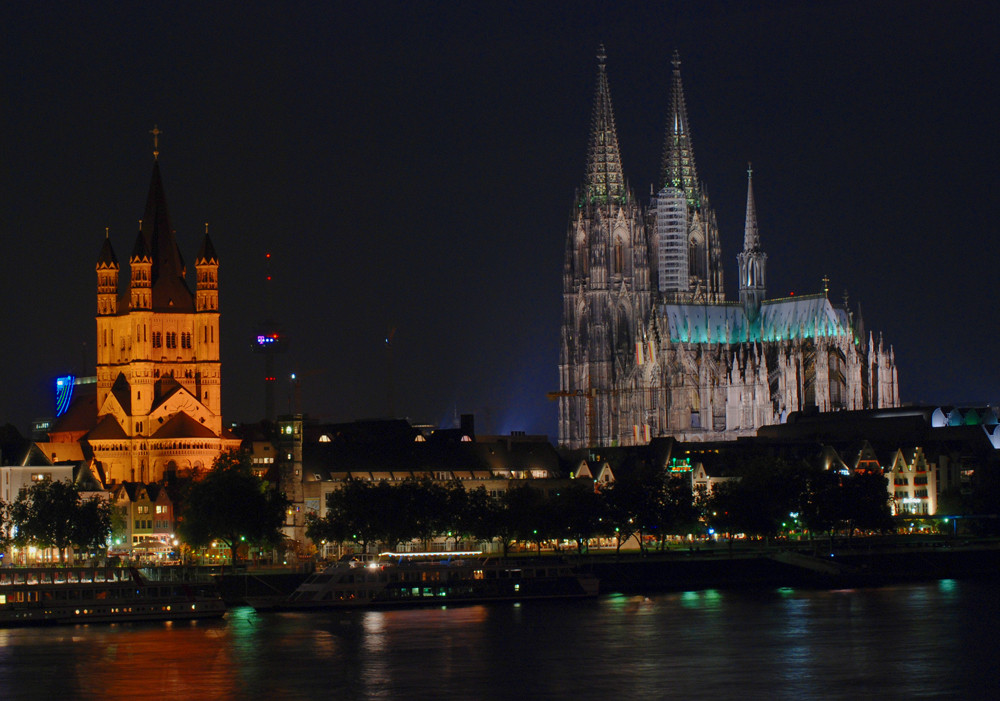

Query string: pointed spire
[660,51,700,208]
[137,155,194,310]
[743,163,760,251]
[130,222,151,262]
[196,222,218,264]
[582,44,626,205]
[97,228,118,267]
[140,159,185,282]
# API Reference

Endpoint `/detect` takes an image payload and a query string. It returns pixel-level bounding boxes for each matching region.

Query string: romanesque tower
[88,131,239,483]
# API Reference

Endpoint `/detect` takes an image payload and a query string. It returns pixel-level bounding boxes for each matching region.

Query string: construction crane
[547,375,603,448]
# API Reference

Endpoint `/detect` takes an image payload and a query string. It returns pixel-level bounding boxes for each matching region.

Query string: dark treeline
[305,458,898,556]
[1,480,112,562]
[0,450,288,566]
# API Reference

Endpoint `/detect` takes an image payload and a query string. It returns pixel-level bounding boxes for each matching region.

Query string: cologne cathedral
[558,48,899,448]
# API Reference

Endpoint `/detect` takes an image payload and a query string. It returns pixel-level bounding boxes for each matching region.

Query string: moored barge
[253,552,599,611]
[0,566,226,626]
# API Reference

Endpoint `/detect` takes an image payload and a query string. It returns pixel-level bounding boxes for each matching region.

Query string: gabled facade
[559,48,900,448]
[887,447,936,516]
[111,482,176,555]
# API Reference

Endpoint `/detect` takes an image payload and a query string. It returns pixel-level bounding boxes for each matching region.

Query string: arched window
[614,238,625,275]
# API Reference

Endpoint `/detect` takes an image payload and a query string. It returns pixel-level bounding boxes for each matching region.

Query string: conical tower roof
[97,231,118,267]
[196,224,218,264]
[660,51,700,208]
[130,227,151,262]
[582,45,626,205]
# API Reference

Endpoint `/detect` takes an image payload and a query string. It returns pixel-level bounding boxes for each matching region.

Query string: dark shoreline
[587,544,1000,594]
[213,543,1000,605]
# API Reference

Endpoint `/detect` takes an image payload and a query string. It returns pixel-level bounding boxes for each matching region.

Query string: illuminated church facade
[558,49,899,449]
[82,139,240,483]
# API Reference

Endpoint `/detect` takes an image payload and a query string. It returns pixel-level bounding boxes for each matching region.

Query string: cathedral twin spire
[583,44,627,205]
[660,51,701,209]
[583,46,701,209]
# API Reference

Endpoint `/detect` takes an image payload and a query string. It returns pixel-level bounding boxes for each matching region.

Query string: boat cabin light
[378,551,482,559]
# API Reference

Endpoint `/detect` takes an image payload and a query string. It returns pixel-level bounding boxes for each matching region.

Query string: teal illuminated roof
[759,295,851,342]
[660,294,852,344]
[661,303,750,343]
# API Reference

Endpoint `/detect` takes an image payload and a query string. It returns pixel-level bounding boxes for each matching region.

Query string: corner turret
[195,223,219,312]
[737,165,767,322]
[96,228,119,316]
[129,223,152,311]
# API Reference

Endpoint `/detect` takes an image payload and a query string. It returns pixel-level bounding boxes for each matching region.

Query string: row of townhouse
[247,407,998,553]
[1,433,179,559]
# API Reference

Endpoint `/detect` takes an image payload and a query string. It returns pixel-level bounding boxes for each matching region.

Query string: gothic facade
[558,49,899,449]
[84,147,240,482]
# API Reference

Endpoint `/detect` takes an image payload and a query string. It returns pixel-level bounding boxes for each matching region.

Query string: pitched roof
[660,294,852,344]
[48,383,98,436]
[110,373,132,415]
[87,414,129,440]
[0,436,36,466]
[151,412,219,439]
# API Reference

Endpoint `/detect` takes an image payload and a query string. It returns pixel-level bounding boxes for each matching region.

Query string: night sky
[2,2,997,439]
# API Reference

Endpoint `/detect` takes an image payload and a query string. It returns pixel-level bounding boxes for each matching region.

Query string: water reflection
[0,581,995,699]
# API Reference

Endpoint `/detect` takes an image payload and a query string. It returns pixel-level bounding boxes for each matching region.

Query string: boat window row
[0,585,203,605]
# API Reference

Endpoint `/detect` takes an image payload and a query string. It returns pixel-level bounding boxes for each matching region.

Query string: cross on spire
[149,125,162,160]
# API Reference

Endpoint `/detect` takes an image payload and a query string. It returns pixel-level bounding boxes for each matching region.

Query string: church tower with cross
[558,49,899,449]
[77,128,240,484]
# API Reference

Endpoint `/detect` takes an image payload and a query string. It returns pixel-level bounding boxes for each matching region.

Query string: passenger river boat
[253,551,600,611]
[0,565,226,626]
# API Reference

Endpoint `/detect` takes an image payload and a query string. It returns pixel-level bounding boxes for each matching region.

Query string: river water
[0,578,996,700]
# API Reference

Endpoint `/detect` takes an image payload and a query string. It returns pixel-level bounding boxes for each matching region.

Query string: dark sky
[2,1,997,438]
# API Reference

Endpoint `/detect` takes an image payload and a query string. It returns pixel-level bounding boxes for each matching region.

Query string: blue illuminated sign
[55,375,75,417]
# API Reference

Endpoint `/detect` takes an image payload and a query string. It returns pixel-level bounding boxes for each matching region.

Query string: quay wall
[212,544,1000,605]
